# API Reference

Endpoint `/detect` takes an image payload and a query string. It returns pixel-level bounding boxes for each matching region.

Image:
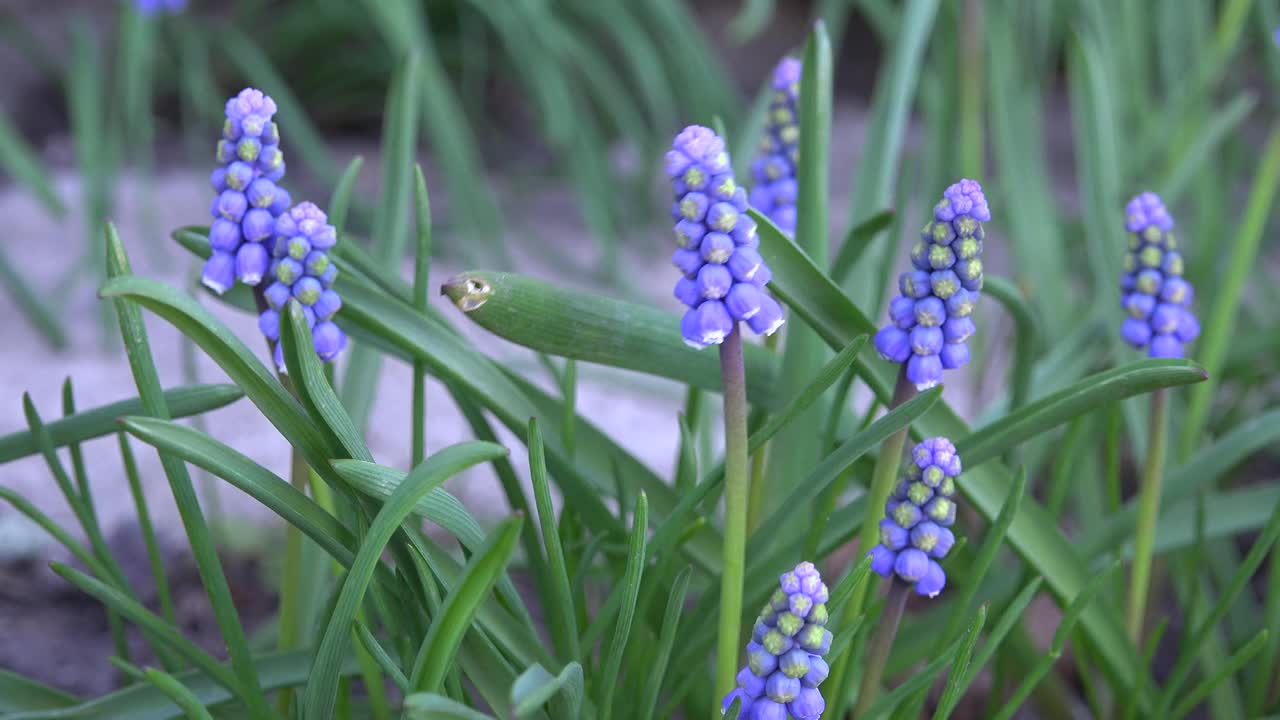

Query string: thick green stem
[827,367,915,718]
[852,578,912,715]
[1127,388,1169,643]
[715,325,751,710]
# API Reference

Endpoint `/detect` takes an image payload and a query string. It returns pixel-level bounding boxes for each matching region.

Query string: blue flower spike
[1119,192,1199,358]
[868,437,962,598]
[873,180,989,390]
[202,88,291,294]
[722,562,833,720]
[666,125,784,348]
[750,57,801,235]
[256,202,346,370]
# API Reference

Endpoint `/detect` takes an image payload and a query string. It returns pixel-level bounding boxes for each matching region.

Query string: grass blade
[303,441,507,718]
[403,694,496,720]
[326,155,365,237]
[933,605,988,719]
[958,359,1207,467]
[409,516,523,692]
[597,492,648,720]
[637,565,692,720]
[528,418,580,662]
[511,662,584,719]
[0,384,241,464]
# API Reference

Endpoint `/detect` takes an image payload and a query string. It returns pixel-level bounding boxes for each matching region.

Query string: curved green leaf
[120,417,355,566]
[280,301,373,461]
[98,275,337,469]
[3,651,358,720]
[404,694,496,720]
[596,492,648,720]
[409,516,522,693]
[511,663,584,719]
[0,669,77,713]
[303,441,506,718]
[441,270,780,406]
[958,359,1207,467]
[48,564,242,700]
[0,384,242,464]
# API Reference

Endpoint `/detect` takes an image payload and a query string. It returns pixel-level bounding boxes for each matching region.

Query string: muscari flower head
[722,562,833,720]
[873,179,989,390]
[256,202,345,370]
[1119,192,1199,358]
[867,437,962,598]
[201,88,291,294]
[749,57,801,235]
[666,125,784,348]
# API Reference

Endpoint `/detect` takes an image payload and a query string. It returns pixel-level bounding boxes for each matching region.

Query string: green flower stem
[852,577,912,715]
[275,442,309,716]
[1127,387,1169,643]
[715,324,751,710]
[827,366,914,718]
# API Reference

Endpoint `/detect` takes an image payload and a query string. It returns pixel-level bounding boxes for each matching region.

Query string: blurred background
[1,0,1278,702]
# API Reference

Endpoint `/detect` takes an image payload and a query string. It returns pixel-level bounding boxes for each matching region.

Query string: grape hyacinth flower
[867,437,962,598]
[666,125,785,347]
[256,202,345,370]
[668,125,782,702]
[1119,192,1199,358]
[722,562,834,720]
[873,179,989,390]
[749,57,801,235]
[202,88,291,294]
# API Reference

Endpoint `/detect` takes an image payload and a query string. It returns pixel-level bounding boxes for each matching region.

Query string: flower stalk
[1127,387,1169,642]
[852,578,912,716]
[717,325,751,706]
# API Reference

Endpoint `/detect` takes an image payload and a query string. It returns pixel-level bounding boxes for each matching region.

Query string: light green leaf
[511,662,584,719]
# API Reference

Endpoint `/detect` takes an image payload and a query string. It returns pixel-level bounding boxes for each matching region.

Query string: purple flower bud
[235,242,269,285]
[869,545,897,577]
[697,263,733,300]
[873,326,911,364]
[889,295,917,329]
[789,687,825,720]
[246,178,278,208]
[672,248,702,278]
[241,208,275,243]
[906,353,943,390]
[726,282,765,321]
[313,289,342,321]
[674,277,700,307]
[765,674,800,703]
[701,233,736,264]
[915,560,946,597]
[750,699,788,720]
[681,300,734,348]
[747,295,785,337]
[940,341,970,370]
[894,548,929,582]
[910,326,944,356]
[313,321,346,361]
[201,252,236,294]
[209,218,241,252]
[292,276,323,306]
[258,310,280,341]
[943,316,975,344]
[727,247,766,283]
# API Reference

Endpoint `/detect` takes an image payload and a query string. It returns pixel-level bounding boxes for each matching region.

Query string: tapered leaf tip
[441,273,491,311]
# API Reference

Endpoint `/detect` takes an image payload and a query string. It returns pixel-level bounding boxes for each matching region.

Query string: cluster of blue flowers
[749,58,801,236]
[666,125,784,348]
[868,438,962,598]
[723,562,833,720]
[257,202,346,370]
[1120,192,1199,358]
[873,180,988,390]
[202,89,291,294]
